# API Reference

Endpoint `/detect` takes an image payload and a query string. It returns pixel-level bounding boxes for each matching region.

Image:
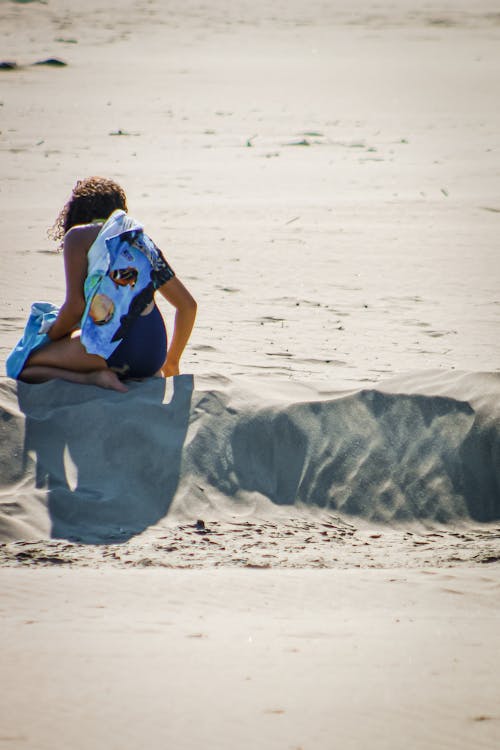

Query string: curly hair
[49,176,128,246]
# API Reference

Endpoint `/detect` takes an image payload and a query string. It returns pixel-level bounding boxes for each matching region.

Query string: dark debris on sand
[1,519,499,570]
[0,58,67,71]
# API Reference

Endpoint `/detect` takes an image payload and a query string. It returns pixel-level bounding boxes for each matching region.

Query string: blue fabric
[6,302,60,379]
[106,304,167,378]
[80,210,175,359]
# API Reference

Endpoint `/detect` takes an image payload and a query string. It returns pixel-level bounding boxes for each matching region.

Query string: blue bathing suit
[106,303,167,378]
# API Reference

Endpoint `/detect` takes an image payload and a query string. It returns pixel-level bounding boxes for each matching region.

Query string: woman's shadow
[17,375,193,543]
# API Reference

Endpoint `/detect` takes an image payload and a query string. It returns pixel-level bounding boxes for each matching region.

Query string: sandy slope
[0,370,499,565]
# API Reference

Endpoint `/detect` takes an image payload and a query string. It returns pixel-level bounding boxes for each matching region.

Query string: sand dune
[1,370,498,549]
[1,3,500,747]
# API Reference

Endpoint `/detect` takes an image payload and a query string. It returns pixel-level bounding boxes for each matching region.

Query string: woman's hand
[161,359,180,378]
[158,276,197,377]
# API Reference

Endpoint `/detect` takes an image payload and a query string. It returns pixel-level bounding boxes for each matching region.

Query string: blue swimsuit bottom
[106,303,167,378]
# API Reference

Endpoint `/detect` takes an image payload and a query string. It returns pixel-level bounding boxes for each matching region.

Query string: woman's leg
[20,335,128,392]
[20,365,128,391]
[25,334,107,371]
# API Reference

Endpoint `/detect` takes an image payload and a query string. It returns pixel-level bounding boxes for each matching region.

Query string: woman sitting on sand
[12,176,196,392]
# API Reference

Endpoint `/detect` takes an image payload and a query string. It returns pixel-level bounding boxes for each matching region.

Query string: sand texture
[1,567,500,750]
[1,0,499,386]
[0,370,499,569]
[1,1,500,748]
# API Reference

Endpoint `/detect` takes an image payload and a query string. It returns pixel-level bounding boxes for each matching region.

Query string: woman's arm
[48,225,98,341]
[157,276,197,377]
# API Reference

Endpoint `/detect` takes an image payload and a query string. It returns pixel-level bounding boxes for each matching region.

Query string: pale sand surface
[1,568,500,750]
[1,0,499,384]
[1,1,500,748]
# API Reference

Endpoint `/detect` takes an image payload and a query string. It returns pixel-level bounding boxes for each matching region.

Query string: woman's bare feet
[20,365,128,392]
[87,369,128,392]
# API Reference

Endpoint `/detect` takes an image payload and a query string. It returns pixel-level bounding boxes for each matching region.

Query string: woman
[18,176,197,392]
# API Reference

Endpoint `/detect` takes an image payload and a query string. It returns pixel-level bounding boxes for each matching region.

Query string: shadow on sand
[17,375,193,543]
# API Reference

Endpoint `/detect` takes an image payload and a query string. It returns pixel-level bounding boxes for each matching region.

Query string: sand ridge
[0,370,499,563]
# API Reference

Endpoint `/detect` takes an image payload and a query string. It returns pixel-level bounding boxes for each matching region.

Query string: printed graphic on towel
[109,266,138,288]
[121,230,175,289]
[89,293,115,325]
[81,225,175,359]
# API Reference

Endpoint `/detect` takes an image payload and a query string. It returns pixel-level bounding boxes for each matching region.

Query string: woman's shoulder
[63,223,102,254]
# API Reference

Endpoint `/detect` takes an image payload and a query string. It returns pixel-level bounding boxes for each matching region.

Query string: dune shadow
[223,391,500,523]
[17,375,193,543]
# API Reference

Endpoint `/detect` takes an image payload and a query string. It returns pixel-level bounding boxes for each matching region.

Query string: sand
[1,0,499,748]
[0,370,499,564]
[1,568,500,750]
[1,0,500,385]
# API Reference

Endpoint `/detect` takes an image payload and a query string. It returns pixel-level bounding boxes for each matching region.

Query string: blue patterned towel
[6,301,60,378]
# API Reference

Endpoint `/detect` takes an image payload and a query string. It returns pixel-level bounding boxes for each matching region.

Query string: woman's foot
[20,365,128,392]
[87,369,128,392]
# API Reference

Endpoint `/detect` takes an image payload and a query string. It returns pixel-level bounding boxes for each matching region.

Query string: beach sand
[2,568,500,750]
[1,0,499,747]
